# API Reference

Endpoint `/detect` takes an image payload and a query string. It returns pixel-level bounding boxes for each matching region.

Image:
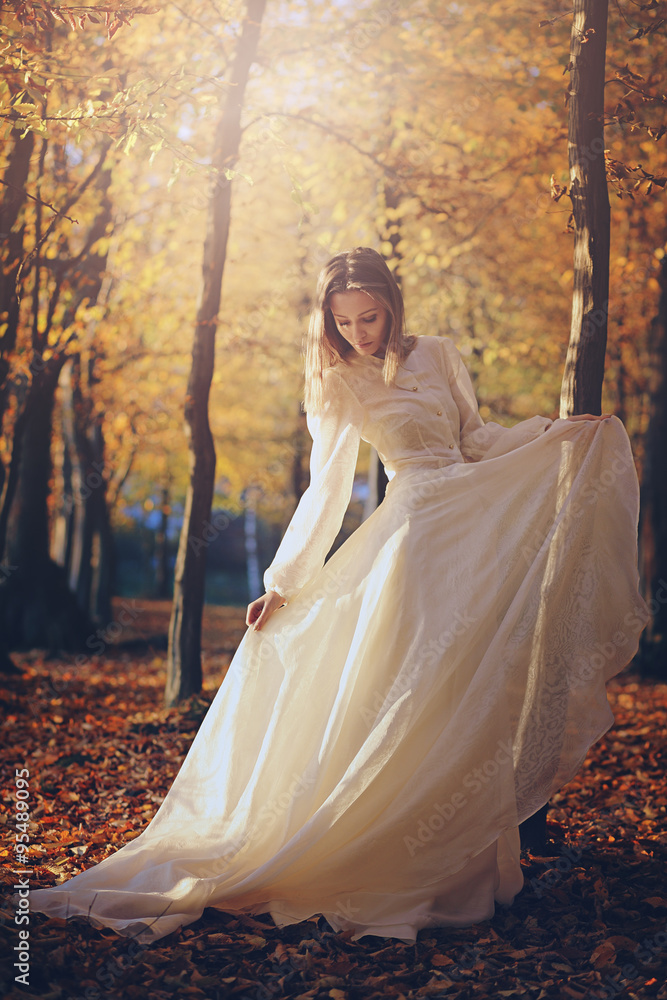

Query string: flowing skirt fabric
[28,417,649,943]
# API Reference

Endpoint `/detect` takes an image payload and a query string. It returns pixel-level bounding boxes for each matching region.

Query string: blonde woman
[29,247,648,945]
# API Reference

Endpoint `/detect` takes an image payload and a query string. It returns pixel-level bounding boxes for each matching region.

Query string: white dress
[28,335,649,943]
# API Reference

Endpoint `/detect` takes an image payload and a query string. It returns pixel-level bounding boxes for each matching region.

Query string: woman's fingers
[566,413,613,422]
[245,597,264,628]
[253,604,268,631]
[247,591,284,631]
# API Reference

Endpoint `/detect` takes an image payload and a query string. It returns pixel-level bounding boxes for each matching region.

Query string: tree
[0,1,161,669]
[559,0,611,418]
[519,0,612,854]
[165,0,267,706]
[639,252,667,673]
[0,158,114,656]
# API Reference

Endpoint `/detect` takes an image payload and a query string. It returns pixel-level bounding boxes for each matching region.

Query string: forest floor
[1,600,666,1000]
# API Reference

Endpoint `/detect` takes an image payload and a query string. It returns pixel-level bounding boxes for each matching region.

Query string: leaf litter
[1,632,666,1000]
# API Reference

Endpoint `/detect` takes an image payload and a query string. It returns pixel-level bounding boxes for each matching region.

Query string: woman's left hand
[565,413,613,422]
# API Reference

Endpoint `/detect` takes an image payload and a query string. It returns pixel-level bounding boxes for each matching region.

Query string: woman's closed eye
[337,316,377,327]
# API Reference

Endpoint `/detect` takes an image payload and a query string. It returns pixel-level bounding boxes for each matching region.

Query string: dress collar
[345,341,421,389]
[348,340,419,370]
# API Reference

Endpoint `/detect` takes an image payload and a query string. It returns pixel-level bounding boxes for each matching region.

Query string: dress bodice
[263,335,552,601]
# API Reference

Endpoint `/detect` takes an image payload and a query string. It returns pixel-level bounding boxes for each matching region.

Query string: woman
[28,247,648,944]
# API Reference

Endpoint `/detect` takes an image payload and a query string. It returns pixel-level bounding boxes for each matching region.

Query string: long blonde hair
[303,247,417,413]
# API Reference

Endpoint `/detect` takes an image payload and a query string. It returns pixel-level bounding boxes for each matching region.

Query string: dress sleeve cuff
[262,576,292,603]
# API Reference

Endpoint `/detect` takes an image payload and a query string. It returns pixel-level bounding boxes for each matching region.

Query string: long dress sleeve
[439,337,553,462]
[263,368,364,602]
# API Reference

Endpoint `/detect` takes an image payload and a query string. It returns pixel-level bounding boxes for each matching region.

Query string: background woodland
[1,0,666,686]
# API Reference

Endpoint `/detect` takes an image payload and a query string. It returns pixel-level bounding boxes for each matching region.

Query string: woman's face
[329,290,389,359]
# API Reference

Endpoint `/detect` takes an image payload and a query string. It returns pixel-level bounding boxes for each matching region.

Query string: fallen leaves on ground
[0,608,666,999]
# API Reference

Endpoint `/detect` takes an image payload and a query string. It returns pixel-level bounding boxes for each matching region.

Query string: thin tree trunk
[559,0,610,417]
[51,400,75,572]
[91,459,115,626]
[166,0,266,706]
[244,496,261,602]
[67,356,95,613]
[292,403,308,505]
[639,254,667,674]
[154,485,171,599]
[54,360,77,572]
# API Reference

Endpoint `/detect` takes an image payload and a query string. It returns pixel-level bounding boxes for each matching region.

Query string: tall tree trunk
[559,0,610,417]
[166,0,266,706]
[0,360,91,652]
[67,356,95,614]
[244,494,261,602]
[6,365,62,574]
[91,453,115,626]
[639,253,667,675]
[0,128,34,413]
[522,0,612,852]
[0,128,35,516]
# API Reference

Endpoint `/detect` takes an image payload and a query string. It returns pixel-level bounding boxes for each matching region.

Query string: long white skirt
[28,417,649,943]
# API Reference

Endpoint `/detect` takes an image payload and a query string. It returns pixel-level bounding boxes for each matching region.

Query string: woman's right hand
[246,590,286,631]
